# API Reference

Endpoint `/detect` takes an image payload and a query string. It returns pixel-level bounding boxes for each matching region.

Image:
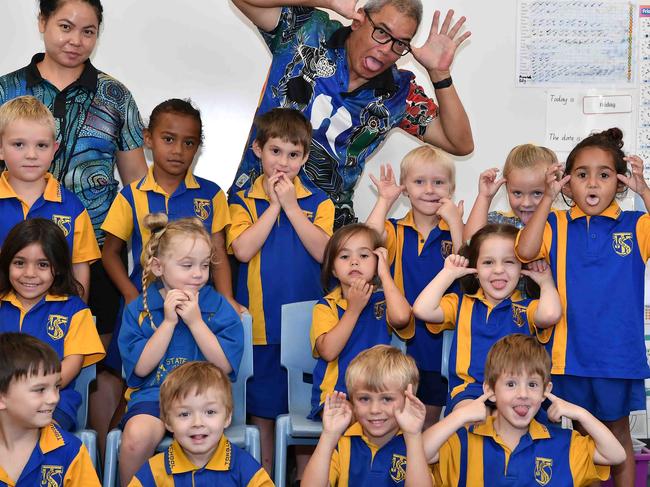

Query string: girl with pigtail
[117,214,243,485]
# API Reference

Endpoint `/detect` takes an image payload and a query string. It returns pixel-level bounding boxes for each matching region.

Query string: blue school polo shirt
[0,172,100,264]
[231,6,437,226]
[385,211,453,372]
[309,287,414,418]
[118,284,243,408]
[431,290,547,402]
[0,422,100,486]
[129,436,273,487]
[328,422,434,486]
[228,175,334,345]
[516,202,650,379]
[434,416,609,486]
[101,166,230,290]
[0,54,144,244]
[0,292,105,426]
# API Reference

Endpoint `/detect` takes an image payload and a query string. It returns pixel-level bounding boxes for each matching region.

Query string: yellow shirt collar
[138,165,200,194]
[0,171,61,202]
[398,210,450,231]
[324,286,347,311]
[465,288,524,309]
[569,201,621,220]
[247,175,312,200]
[167,436,232,474]
[40,423,67,454]
[0,291,68,311]
[472,415,551,442]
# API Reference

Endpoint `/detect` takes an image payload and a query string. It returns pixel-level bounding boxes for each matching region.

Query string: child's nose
[46,387,59,405]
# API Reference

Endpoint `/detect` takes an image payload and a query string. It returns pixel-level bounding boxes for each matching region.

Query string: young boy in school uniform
[423,334,626,486]
[0,333,100,486]
[228,107,334,473]
[129,361,273,487]
[302,345,433,487]
[0,96,99,301]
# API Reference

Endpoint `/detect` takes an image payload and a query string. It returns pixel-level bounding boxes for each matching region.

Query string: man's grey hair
[364,0,423,28]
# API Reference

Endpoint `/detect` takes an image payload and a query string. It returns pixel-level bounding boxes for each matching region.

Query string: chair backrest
[390,333,407,353]
[231,313,253,427]
[73,364,96,430]
[440,329,454,381]
[280,300,318,417]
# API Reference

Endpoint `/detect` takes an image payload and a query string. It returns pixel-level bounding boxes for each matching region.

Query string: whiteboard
[0,0,641,219]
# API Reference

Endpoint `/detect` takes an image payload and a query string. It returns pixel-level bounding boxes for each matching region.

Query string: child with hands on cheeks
[516,128,650,485]
[309,224,413,420]
[423,334,625,487]
[302,345,434,487]
[413,223,561,412]
[366,145,464,429]
[117,214,243,486]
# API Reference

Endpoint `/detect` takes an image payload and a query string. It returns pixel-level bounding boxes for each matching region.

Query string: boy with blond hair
[129,361,273,486]
[0,333,100,486]
[302,345,433,487]
[0,96,99,300]
[366,145,463,428]
[423,334,625,486]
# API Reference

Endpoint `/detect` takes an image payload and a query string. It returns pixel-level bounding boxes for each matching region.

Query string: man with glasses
[230,0,474,230]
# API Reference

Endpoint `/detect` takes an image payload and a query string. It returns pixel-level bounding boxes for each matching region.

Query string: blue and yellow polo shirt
[309,287,414,418]
[515,202,650,379]
[327,422,433,486]
[0,172,100,264]
[118,284,243,408]
[385,211,453,372]
[431,290,547,402]
[0,423,100,486]
[0,53,145,244]
[434,416,609,486]
[101,166,230,291]
[129,436,273,487]
[0,292,104,427]
[228,175,334,345]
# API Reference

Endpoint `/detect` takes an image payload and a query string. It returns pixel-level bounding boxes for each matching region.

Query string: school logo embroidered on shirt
[612,232,633,256]
[52,215,71,237]
[41,465,63,487]
[511,304,527,328]
[534,457,553,485]
[47,315,67,340]
[193,199,211,221]
[389,453,407,482]
[440,240,453,258]
[374,300,386,320]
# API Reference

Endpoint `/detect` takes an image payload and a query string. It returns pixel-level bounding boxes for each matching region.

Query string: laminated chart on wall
[638,6,650,184]
[517,1,637,86]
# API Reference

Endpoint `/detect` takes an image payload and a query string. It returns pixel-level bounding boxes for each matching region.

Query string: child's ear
[225,411,232,430]
[0,393,8,411]
[561,183,573,199]
[545,381,553,396]
[252,140,263,159]
[143,129,153,149]
[483,382,496,402]
[150,257,163,278]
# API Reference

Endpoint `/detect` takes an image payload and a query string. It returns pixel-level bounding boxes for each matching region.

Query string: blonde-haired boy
[366,145,463,428]
[302,345,433,487]
[128,361,273,487]
[423,334,625,486]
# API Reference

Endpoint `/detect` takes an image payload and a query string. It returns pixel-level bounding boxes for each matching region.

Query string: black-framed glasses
[364,10,412,56]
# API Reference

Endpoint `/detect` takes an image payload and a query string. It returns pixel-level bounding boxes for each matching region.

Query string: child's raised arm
[366,164,404,240]
[521,259,562,328]
[375,247,412,328]
[546,392,626,466]
[463,168,505,241]
[412,255,475,323]
[302,391,352,487]
[618,155,650,212]
[436,197,465,253]
[516,163,569,261]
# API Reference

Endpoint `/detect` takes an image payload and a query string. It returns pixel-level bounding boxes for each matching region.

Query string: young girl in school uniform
[0,218,105,431]
[413,223,562,412]
[516,128,650,485]
[309,223,414,419]
[117,214,243,486]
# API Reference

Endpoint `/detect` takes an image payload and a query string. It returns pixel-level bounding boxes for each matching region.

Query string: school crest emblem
[511,304,527,328]
[440,240,453,258]
[534,457,553,485]
[374,300,386,320]
[389,453,407,482]
[41,465,63,487]
[52,215,71,237]
[193,199,211,221]
[47,315,67,340]
[612,232,633,256]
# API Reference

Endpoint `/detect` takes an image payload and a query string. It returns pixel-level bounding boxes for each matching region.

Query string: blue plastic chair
[440,329,454,381]
[72,364,98,469]
[274,300,322,487]
[102,313,259,487]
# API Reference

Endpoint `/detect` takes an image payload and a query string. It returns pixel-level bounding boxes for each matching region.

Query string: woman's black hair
[39,0,103,26]
[0,218,82,298]
[147,98,204,144]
